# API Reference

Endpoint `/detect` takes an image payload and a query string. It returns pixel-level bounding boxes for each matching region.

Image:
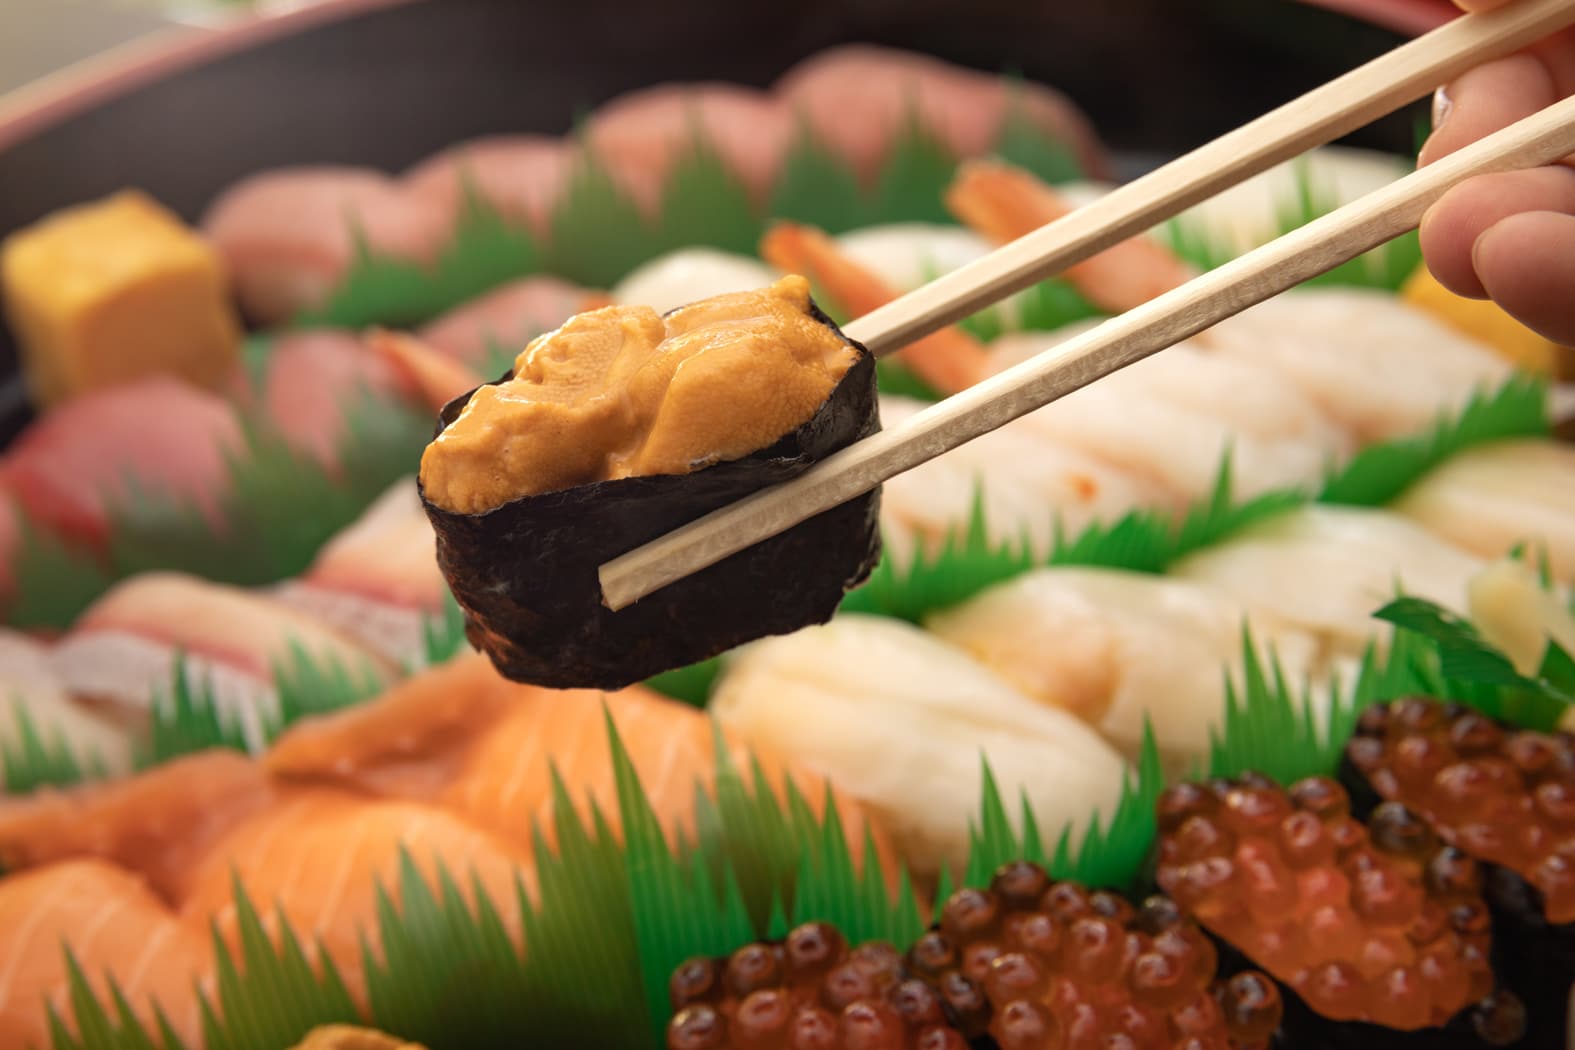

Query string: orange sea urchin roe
[1346,697,1575,925]
[1154,774,1496,1031]
[666,921,969,1050]
[419,275,860,514]
[904,862,1281,1050]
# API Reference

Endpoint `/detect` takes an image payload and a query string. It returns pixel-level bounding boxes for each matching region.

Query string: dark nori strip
[420,301,882,689]
[1207,931,1530,1050]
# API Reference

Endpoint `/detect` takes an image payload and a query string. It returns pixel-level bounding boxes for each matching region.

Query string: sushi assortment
[0,35,1573,1050]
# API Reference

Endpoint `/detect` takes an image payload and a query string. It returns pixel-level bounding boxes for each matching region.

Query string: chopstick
[599,93,1575,611]
[843,0,1575,355]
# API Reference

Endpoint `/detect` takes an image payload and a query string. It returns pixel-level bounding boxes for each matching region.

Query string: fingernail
[1432,85,1453,131]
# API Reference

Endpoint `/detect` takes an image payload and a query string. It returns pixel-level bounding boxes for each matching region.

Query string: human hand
[1418,0,1575,344]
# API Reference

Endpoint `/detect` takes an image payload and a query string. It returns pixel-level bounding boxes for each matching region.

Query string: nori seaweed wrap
[418,280,882,689]
[1155,773,1530,1050]
[1341,698,1575,1048]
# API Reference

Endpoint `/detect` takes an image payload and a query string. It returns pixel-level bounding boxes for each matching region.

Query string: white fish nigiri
[1467,557,1575,679]
[0,630,133,783]
[833,223,1034,327]
[926,567,1347,774]
[877,395,1176,563]
[272,478,444,666]
[611,249,775,315]
[1171,505,1489,657]
[1392,439,1575,584]
[709,614,1129,879]
[1198,288,1512,443]
[990,329,1353,502]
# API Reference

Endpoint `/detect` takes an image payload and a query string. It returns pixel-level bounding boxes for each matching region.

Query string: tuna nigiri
[49,572,395,747]
[710,615,1129,880]
[201,167,451,324]
[1391,439,1575,583]
[585,83,795,212]
[0,628,133,784]
[414,275,609,369]
[402,134,573,236]
[257,329,405,469]
[0,859,209,1050]
[0,377,243,548]
[775,45,1107,184]
[1170,505,1489,657]
[924,567,1349,773]
[272,478,445,666]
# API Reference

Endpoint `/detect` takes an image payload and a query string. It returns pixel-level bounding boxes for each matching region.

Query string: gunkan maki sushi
[418,275,882,689]
[666,921,970,1050]
[1154,773,1530,1049]
[1342,697,1575,1047]
[903,861,1284,1049]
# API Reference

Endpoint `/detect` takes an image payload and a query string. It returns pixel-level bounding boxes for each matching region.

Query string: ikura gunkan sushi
[1154,774,1530,1049]
[1342,698,1575,1046]
[666,863,1284,1050]
[418,275,881,688]
[667,923,970,1050]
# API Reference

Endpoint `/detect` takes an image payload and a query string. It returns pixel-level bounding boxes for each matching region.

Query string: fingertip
[1419,194,1489,299]
[1473,211,1575,347]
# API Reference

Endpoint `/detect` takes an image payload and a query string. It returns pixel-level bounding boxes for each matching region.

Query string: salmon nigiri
[181,789,532,1005]
[0,859,210,1050]
[266,653,896,870]
[0,750,276,902]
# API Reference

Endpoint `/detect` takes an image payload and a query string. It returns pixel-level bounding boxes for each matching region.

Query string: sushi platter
[1,0,1575,1048]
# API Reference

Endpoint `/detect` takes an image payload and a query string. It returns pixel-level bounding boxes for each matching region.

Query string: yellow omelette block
[290,1027,427,1050]
[0,189,242,407]
[1401,264,1573,379]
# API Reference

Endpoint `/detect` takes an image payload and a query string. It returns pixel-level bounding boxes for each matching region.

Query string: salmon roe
[666,922,968,1050]
[1155,772,1499,1032]
[1346,697,1575,924]
[908,861,1281,1050]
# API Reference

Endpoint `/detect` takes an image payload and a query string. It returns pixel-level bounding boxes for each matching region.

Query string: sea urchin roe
[419,275,859,514]
[905,861,1280,1049]
[666,921,968,1050]
[1346,697,1575,923]
[1154,773,1502,1033]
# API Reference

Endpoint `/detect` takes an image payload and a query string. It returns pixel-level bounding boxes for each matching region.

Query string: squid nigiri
[0,628,132,784]
[709,614,1130,880]
[0,859,209,1050]
[992,328,1355,503]
[1198,288,1513,443]
[610,248,775,315]
[49,572,396,748]
[272,478,445,666]
[924,566,1351,774]
[1391,439,1575,583]
[1170,505,1489,657]
[876,394,1177,563]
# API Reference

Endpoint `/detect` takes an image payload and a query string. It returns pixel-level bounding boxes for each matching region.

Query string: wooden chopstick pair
[600,0,1575,612]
